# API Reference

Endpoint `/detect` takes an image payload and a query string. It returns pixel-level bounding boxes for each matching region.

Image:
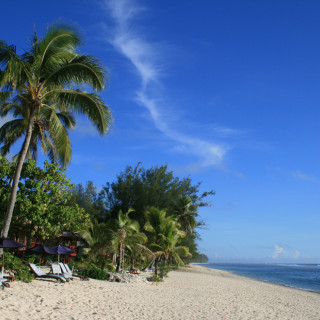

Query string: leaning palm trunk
[0,24,112,238]
[1,108,36,237]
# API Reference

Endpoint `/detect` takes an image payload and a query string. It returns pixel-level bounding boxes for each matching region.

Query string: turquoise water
[204,263,320,292]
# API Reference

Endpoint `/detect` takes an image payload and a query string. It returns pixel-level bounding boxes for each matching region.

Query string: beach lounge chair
[61,263,89,281]
[1,272,14,282]
[0,278,10,289]
[50,263,73,280]
[0,280,6,290]
[28,263,67,283]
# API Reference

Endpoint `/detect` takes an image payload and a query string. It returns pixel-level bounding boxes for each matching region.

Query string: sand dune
[1,264,320,319]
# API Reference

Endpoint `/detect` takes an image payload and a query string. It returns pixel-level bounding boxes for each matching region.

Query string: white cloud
[103,0,230,168]
[272,245,287,259]
[272,244,302,260]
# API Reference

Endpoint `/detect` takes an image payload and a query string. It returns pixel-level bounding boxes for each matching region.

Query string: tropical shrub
[3,252,34,283]
[78,264,109,280]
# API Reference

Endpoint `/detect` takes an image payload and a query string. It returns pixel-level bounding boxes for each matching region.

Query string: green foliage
[0,159,91,240]
[100,163,214,226]
[0,23,112,166]
[0,156,12,219]
[145,207,190,278]
[191,253,209,263]
[3,252,34,282]
[77,264,109,280]
[0,22,112,238]
[68,163,215,272]
[69,181,103,222]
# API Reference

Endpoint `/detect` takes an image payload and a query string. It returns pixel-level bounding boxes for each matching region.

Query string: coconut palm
[174,195,199,235]
[0,101,74,165]
[152,218,190,279]
[145,207,190,278]
[80,222,113,258]
[0,23,112,237]
[144,207,167,276]
[110,208,144,272]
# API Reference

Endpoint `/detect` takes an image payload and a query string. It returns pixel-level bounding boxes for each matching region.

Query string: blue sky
[1,0,320,262]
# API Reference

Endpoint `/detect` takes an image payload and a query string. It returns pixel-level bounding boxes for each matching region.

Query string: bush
[3,252,34,283]
[78,264,109,280]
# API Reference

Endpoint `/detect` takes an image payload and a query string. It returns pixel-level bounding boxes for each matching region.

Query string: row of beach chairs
[28,262,89,283]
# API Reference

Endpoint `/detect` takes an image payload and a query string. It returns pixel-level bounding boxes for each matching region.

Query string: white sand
[1,264,320,320]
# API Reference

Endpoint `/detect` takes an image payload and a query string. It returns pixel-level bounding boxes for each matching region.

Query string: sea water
[204,263,320,292]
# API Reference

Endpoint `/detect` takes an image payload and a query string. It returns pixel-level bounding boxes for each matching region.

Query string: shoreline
[1,264,320,319]
[192,263,320,295]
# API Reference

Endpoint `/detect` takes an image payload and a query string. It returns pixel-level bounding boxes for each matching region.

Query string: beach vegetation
[145,207,190,278]
[0,22,112,238]
[77,264,109,280]
[0,157,91,241]
[0,156,211,281]
[3,252,34,282]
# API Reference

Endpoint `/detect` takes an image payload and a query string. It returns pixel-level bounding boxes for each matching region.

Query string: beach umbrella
[50,245,74,262]
[27,244,56,265]
[0,238,26,277]
[27,244,55,255]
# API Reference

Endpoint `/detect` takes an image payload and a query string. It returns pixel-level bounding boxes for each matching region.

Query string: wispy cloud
[275,168,317,182]
[103,0,229,167]
[290,170,317,182]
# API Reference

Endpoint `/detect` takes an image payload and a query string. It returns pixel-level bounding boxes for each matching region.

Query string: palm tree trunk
[116,243,122,272]
[1,107,36,238]
[160,256,168,279]
[112,252,117,264]
[116,255,121,272]
[155,256,159,277]
[121,244,125,272]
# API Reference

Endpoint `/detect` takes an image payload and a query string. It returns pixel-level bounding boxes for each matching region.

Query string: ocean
[204,263,320,292]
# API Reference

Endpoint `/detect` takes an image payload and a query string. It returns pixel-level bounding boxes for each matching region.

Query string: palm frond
[43,55,106,90]
[44,89,112,134]
[38,23,82,74]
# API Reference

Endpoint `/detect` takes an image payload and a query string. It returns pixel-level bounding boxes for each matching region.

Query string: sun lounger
[50,263,73,280]
[61,263,89,281]
[0,280,6,290]
[1,272,14,282]
[0,278,10,289]
[28,263,67,283]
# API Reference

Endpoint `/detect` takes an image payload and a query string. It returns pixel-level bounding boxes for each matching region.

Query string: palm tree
[174,196,199,235]
[0,101,74,165]
[110,208,144,272]
[80,222,113,258]
[145,207,190,278]
[0,23,112,237]
[144,207,167,276]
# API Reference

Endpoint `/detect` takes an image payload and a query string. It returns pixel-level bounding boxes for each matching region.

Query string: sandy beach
[1,264,320,320]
